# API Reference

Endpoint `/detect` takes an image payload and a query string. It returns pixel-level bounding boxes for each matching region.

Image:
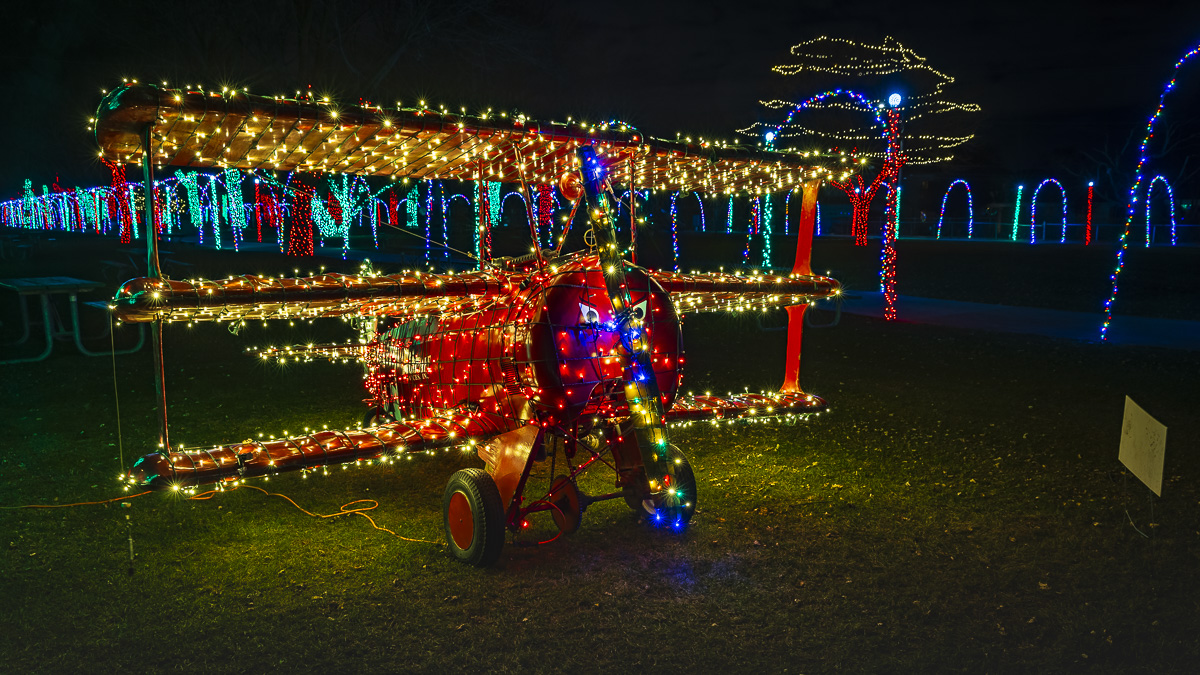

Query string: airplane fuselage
[365,253,684,432]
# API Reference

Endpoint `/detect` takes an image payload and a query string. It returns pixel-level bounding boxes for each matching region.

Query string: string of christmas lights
[1010,184,1024,241]
[1143,175,1176,246]
[1101,41,1200,340]
[762,193,773,268]
[936,179,974,240]
[879,108,904,320]
[1029,178,1067,244]
[1085,182,1094,246]
[749,37,979,166]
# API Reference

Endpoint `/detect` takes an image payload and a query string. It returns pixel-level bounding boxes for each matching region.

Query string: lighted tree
[742,36,979,246]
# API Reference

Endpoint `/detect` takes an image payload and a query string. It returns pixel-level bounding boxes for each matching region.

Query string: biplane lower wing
[666,391,827,423]
[128,410,517,490]
[648,269,840,314]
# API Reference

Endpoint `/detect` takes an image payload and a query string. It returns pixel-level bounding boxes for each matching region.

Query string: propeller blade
[576,146,689,525]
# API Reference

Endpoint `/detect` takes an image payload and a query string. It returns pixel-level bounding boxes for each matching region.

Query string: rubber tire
[625,445,697,526]
[662,445,697,527]
[361,406,394,428]
[442,468,505,567]
[622,482,651,513]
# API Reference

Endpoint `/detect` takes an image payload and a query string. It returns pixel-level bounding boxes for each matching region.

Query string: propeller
[575,146,691,527]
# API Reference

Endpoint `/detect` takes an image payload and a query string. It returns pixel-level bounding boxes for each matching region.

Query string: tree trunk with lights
[879,108,906,321]
[828,174,886,247]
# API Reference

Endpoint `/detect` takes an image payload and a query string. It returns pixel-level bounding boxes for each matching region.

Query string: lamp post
[879,93,905,321]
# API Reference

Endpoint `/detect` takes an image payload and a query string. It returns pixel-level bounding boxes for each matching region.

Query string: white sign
[1119,396,1167,496]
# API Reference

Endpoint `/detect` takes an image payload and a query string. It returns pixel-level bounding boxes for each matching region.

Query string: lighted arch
[1029,178,1067,243]
[763,88,886,150]
[936,179,973,239]
[617,189,651,234]
[500,191,527,227]
[1143,175,1176,246]
[692,192,707,232]
[781,188,817,236]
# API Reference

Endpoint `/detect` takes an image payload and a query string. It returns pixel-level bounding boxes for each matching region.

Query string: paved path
[837,292,1200,351]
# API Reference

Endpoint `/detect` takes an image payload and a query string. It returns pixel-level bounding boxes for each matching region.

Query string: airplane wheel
[622,482,651,514]
[442,468,505,566]
[361,406,394,428]
[660,445,697,528]
[624,445,697,527]
[549,475,583,534]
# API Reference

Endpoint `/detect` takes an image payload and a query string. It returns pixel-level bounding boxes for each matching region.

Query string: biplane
[96,83,848,565]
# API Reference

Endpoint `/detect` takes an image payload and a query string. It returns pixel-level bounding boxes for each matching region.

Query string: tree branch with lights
[740,36,978,319]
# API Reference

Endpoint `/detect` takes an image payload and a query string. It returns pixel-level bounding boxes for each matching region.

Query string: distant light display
[1143,175,1176,246]
[1085,182,1094,246]
[936,179,973,239]
[1029,178,1067,244]
[1010,184,1024,241]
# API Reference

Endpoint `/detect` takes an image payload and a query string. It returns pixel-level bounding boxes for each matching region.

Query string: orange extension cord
[2,485,441,545]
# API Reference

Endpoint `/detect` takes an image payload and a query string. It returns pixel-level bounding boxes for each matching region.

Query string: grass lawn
[2,236,1199,673]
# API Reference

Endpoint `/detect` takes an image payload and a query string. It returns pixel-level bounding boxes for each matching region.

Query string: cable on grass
[0,491,151,509]
[192,484,441,545]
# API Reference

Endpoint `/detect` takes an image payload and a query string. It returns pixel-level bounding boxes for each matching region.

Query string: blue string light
[762,192,773,268]
[936,179,973,239]
[1029,178,1067,244]
[669,191,680,272]
[1143,175,1176,246]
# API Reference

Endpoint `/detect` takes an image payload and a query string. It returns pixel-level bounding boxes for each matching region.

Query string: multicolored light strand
[755,36,979,166]
[1101,41,1200,340]
[879,108,904,320]
[761,193,773,268]
[669,192,681,272]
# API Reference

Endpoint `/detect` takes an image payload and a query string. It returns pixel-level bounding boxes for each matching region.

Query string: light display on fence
[1102,41,1200,340]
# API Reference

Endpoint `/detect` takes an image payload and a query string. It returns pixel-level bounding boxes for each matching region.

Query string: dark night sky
[3,0,1200,207]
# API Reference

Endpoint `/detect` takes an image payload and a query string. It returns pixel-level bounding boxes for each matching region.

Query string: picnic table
[0,276,142,364]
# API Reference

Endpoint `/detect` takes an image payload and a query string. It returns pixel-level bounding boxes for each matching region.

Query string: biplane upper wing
[112,270,515,324]
[95,83,850,194]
